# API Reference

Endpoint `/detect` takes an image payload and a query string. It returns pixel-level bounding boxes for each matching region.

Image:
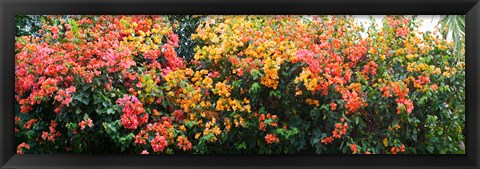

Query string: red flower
[321,136,334,144]
[237,68,244,76]
[172,110,185,121]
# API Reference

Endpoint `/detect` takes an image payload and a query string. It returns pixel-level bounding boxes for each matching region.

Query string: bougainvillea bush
[15,15,465,154]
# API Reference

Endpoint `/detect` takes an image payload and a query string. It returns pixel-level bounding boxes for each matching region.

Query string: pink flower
[16,142,30,154]
[396,27,409,38]
[117,95,147,130]
[42,131,49,140]
[151,134,168,153]
[79,121,86,130]
[86,118,93,127]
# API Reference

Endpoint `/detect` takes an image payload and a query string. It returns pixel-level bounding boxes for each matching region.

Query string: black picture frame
[1,0,479,169]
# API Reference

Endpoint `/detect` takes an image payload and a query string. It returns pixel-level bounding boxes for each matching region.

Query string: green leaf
[427,146,434,153]
[75,108,82,114]
[83,113,89,120]
[249,82,261,94]
[251,69,261,80]
[107,108,116,115]
[236,142,247,150]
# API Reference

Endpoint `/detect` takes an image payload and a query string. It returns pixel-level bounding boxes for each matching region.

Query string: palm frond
[437,15,465,62]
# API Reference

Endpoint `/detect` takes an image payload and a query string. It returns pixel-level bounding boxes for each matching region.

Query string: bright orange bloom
[349,144,358,154]
[265,134,279,144]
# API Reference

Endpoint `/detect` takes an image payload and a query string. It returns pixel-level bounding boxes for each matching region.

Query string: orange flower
[265,134,279,144]
[430,84,438,91]
[400,144,406,152]
[342,90,364,113]
[152,109,160,116]
[23,119,38,129]
[321,136,334,145]
[330,102,337,110]
[349,144,358,154]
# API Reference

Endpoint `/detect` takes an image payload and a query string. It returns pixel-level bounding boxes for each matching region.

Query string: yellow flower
[443,72,451,77]
[239,117,246,128]
[406,54,413,59]
[260,57,280,89]
[243,98,250,104]
[244,105,252,113]
[203,128,211,135]
[185,68,194,76]
[380,55,386,60]
[213,81,232,97]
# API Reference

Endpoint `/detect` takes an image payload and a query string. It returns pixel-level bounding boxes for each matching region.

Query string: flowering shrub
[15,15,465,154]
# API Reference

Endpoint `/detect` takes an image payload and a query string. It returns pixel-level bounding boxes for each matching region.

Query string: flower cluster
[151,133,168,153]
[265,134,280,144]
[15,15,464,154]
[16,142,30,154]
[117,95,148,130]
[321,118,349,144]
